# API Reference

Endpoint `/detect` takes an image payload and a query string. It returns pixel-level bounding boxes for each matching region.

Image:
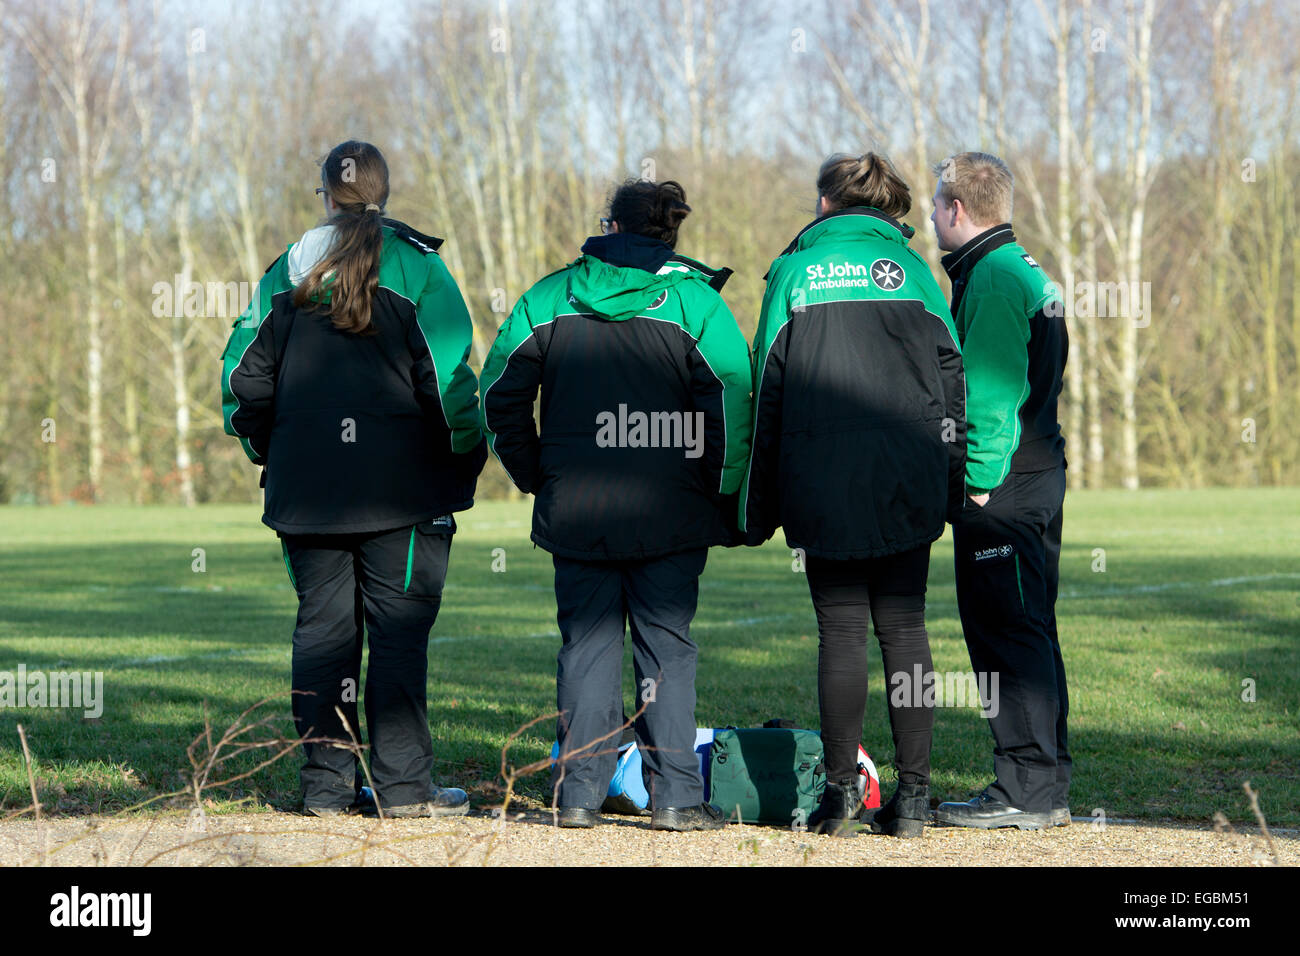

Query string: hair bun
[607,178,692,248]
[655,181,691,228]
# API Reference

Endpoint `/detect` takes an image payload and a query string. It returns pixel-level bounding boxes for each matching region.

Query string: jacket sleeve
[932,306,968,522]
[479,295,543,494]
[688,294,753,497]
[221,254,291,465]
[961,290,1030,493]
[738,268,792,543]
[408,255,483,455]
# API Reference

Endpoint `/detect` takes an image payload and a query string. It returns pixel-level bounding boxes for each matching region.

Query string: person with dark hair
[741,152,966,838]
[480,178,751,831]
[220,140,487,818]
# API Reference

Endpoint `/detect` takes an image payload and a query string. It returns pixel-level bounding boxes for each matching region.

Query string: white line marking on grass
[425,615,801,646]
[695,614,799,629]
[429,630,559,644]
[1059,572,1300,600]
[118,647,277,667]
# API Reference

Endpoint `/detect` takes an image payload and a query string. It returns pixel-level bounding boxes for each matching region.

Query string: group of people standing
[221,140,1070,838]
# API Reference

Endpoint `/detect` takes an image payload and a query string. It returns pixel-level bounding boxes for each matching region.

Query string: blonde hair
[931,152,1014,226]
[817,152,911,218]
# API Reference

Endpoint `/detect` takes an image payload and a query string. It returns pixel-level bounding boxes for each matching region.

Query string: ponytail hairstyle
[607,179,692,248]
[293,140,390,335]
[816,152,912,219]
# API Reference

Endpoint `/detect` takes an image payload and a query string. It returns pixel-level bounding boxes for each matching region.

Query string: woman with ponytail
[741,152,967,837]
[221,140,487,817]
[480,179,752,831]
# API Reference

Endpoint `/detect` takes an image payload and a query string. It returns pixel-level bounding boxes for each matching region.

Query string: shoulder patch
[383,218,444,255]
[869,258,905,291]
[1022,253,1040,269]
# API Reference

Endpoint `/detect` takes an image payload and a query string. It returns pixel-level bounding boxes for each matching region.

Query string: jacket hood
[566,237,694,321]
[288,224,339,286]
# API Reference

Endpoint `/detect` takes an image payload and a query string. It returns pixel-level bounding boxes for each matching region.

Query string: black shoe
[934,791,1051,830]
[363,786,470,818]
[1050,806,1071,827]
[651,803,727,831]
[807,781,862,837]
[870,782,931,838]
[557,807,603,828]
[303,792,369,817]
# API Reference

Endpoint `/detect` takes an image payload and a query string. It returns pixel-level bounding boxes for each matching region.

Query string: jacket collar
[767,206,915,279]
[940,223,1015,282]
[580,232,675,274]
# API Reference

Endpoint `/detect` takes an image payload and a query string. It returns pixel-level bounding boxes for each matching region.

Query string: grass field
[1,490,1297,826]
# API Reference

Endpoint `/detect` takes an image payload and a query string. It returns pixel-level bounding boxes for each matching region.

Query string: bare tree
[11,0,129,502]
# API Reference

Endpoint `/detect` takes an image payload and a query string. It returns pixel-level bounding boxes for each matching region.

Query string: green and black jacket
[941,224,1068,493]
[480,232,752,561]
[220,219,487,535]
[741,207,966,559]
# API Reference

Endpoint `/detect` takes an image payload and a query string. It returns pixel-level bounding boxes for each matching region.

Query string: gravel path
[1,811,1293,866]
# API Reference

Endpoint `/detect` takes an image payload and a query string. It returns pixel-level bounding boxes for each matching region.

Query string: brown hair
[931,152,1014,226]
[293,140,390,335]
[816,152,912,218]
[608,179,692,248]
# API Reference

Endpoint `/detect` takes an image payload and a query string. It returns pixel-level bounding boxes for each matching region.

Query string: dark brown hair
[608,179,691,248]
[816,152,911,219]
[293,140,390,335]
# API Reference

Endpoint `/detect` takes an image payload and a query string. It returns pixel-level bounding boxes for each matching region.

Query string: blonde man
[929,152,1071,830]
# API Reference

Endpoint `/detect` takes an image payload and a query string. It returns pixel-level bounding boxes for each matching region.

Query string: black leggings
[806,544,934,786]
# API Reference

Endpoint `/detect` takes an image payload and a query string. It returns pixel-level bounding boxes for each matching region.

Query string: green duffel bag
[708,726,826,826]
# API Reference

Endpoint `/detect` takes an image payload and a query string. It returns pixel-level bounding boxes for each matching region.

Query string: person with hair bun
[480,178,752,831]
[741,152,966,838]
[221,140,487,818]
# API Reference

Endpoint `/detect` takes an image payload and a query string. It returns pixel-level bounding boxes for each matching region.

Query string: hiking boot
[303,791,369,817]
[651,803,727,831]
[807,780,862,837]
[363,786,470,818]
[557,807,604,828]
[870,782,931,838]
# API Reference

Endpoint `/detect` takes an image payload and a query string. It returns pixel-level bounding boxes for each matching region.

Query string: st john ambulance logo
[870,258,904,291]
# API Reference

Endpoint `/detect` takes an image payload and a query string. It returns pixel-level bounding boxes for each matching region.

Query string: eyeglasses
[599,217,613,235]
[315,187,328,197]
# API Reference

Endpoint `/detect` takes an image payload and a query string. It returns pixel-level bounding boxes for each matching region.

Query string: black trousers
[551,548,709,811]
[805,545,935,786]
[952,467,1069,813]
[280,518,453,809]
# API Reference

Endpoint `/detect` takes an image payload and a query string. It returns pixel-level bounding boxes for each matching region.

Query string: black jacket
[941,224,1068,491]
[741,208,966,559]
[220,220,487,534]
[479,234,752,561]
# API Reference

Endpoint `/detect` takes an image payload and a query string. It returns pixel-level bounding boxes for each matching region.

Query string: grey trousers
[551,548,709,810]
